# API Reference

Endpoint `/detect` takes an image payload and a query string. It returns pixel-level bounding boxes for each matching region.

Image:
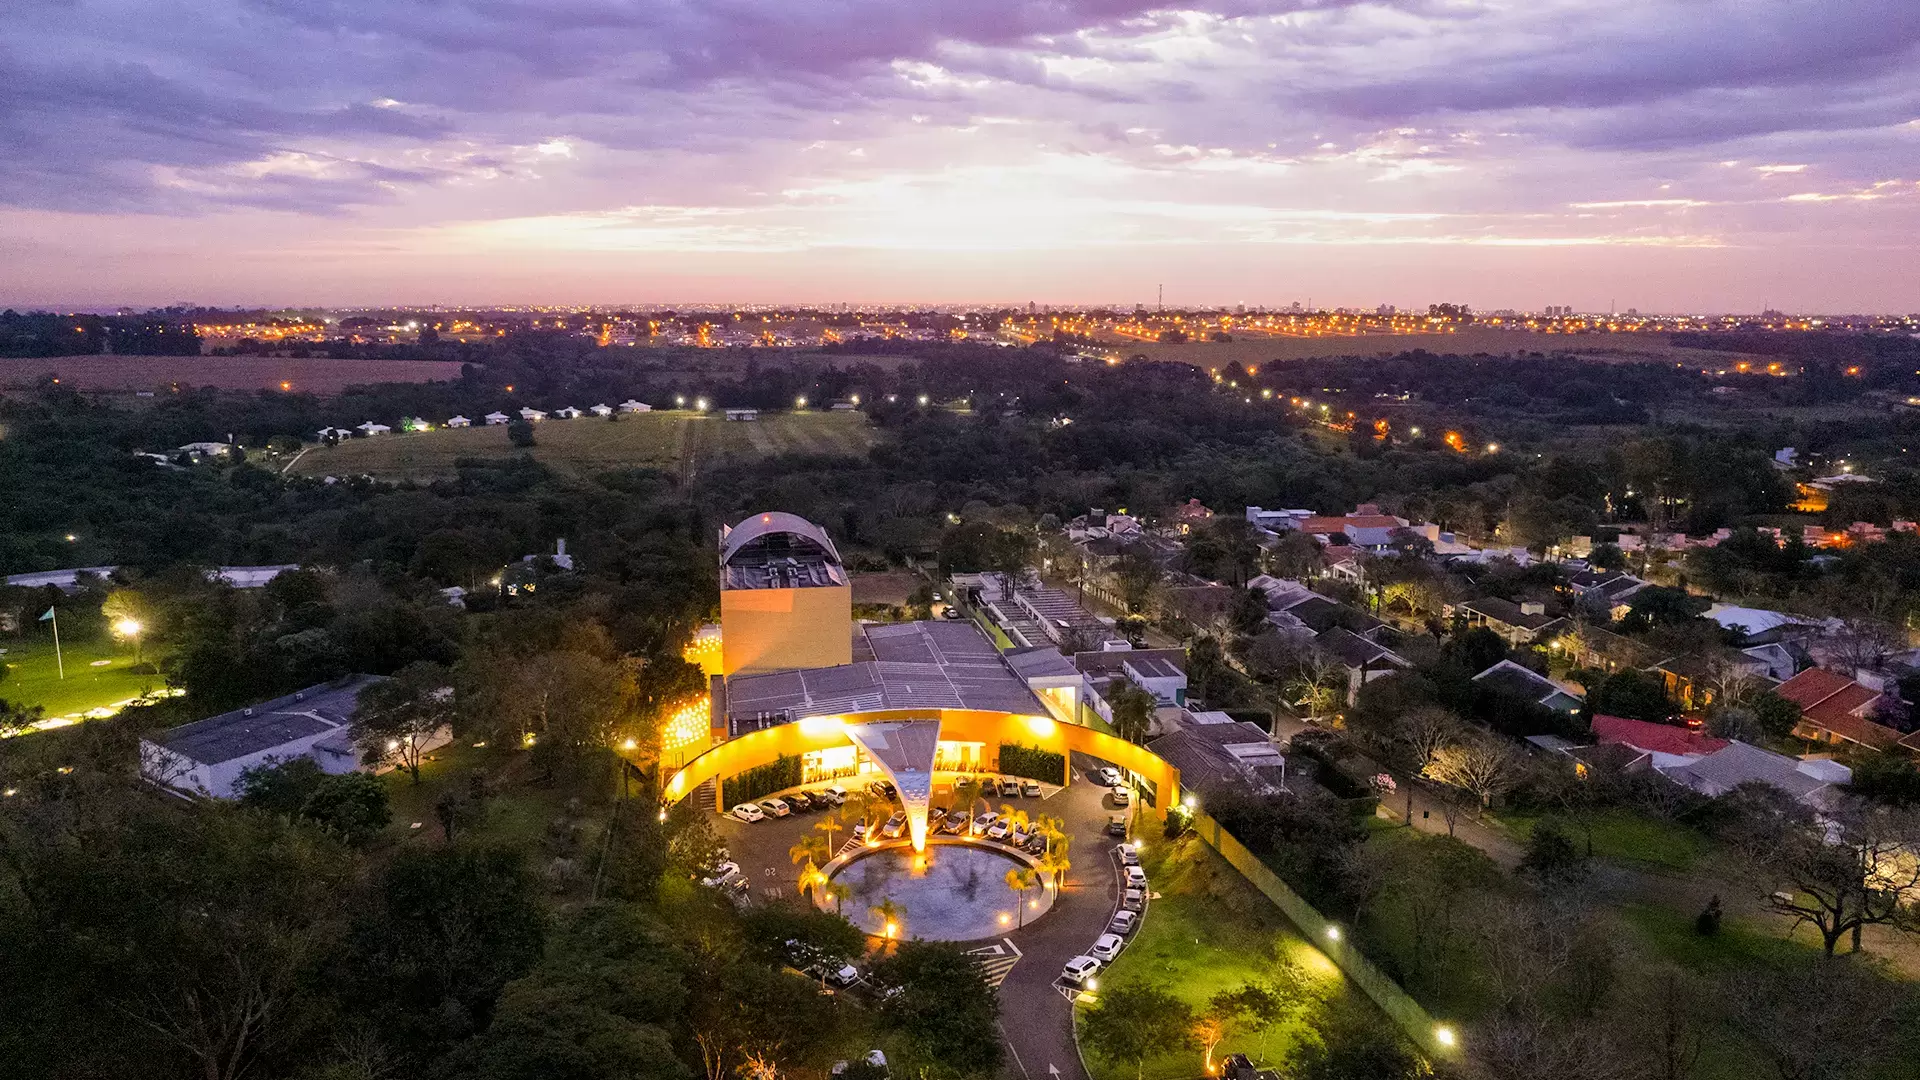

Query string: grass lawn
[286,410,878,482]
[0,635,164,721]
[1076,836,1370,1080]
[1498,808,1709,872]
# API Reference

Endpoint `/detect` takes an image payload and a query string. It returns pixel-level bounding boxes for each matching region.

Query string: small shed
[589,404,614,417]
[725,408,759,421]
[484,411,510,425]
[518,407,548,422]
[446,415,472,428]
[618,399,652,413]
[554,406,584,419]
[356,421,391,436]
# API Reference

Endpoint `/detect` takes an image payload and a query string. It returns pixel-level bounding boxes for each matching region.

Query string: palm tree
[1005,867,1038,927]
[797,858,828,901]
[1039,840,1071,892]
[825,881,851,914]
[790,833,829,870]
[1033,813,1066,857]
[815,810,846,854]
[872,896,904,941]
[999,804,1030,836]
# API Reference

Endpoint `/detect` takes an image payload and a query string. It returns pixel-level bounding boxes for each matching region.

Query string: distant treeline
[0,311,201,357]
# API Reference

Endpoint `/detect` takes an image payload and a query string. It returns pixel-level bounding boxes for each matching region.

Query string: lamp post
[114,617,144,664]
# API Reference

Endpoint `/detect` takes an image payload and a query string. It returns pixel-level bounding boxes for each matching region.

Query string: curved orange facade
[664,708,1181,817]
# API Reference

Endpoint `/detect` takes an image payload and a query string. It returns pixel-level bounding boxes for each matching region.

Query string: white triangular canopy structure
[842,719,941,851]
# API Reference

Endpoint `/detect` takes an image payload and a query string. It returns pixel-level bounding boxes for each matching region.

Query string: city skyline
[4,0,1918,309]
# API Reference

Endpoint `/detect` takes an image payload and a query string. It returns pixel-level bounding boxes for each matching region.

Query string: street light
[114,618,144,662]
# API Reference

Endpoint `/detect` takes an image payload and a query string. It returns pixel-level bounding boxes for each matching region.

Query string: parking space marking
[967,937,1023,987]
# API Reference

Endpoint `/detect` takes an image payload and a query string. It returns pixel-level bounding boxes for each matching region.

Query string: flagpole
[52,608,63,680]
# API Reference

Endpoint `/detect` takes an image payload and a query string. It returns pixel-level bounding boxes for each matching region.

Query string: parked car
[1090,933,1124,962]
[760,798,791,818]
[819,960,861,988]
[1118,844,1141,867]
[1020,779,1042,797]
[999,777,1022,797]
[882,811,908,839]
[970,811,1000,837]
[700,861,742,889]
[1097,766,1122,787]
[1023,833,1047,855]
[1009,828,1031,849]
[732,803,766,823]
[1124,865,1148,889]
[1106,813,1128,836]
[1109,910,1139,936]
[1060,955,1101,987]
[986,818,1012,841]
[1121,888,1145,912]
[785,791,814,812]
[853,821,871,843]
[867,780,897,799]
[1110,786,1130,807]
[943,812,970,835]
[821,785,849,806]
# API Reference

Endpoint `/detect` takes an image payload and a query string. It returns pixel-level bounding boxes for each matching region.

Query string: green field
[1077,837,1365,1080]
[284,410,880,482]
[0,636,163,722]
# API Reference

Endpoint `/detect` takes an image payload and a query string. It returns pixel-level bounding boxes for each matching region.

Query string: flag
[39,607,54,622]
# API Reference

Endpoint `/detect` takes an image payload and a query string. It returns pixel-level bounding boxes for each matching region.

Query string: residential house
[1775,668,1903,752]
[446,415,472,428]
[1472,659,1583,713]
[1567,570,1651,619]
[316,426,355,441]
[484,411,510,425]
[1702,603,1815,646]
[618,399,652,413]
[1121,654,1188,706]
[517,407,548,422]
[1652,652,1772,713]
[1590,713,1729,769]
[1457,596,1567,647]
[1546,623,1652,674]
[1316,627,1411,705]
[553,406,584,419]
[177,441,234,458]
[355,421,391,436]
[1147,720,1286,795]
[1658,740,1850,809]
[589,404,614,418]
[1171,499,1214,534]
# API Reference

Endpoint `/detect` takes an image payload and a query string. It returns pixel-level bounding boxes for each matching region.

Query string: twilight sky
[2,0,1916,311]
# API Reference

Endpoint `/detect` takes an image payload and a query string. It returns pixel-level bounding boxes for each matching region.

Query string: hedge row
[997,742,1066,784]
[722,753,802,808]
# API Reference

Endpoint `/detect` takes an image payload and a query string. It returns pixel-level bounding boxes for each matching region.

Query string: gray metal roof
[719,513,845,590]
[723,621,1046,723]
[150,675,383,765]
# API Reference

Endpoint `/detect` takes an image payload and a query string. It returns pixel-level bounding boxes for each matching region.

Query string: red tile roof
[1300,515,1403,533]
[1777,668,1901,750]
[1590,714,1729,757]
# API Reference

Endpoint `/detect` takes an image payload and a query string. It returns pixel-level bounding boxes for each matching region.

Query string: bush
[997,742,1065,784]
[720,753,802,808]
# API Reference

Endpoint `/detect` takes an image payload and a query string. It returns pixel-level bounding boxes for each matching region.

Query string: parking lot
[706,752,1143,1080]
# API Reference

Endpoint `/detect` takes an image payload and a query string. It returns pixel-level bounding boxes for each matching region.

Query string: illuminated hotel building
[668,513,1179,850]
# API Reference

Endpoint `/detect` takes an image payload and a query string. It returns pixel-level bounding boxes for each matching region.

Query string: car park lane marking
[967,937,1023,987]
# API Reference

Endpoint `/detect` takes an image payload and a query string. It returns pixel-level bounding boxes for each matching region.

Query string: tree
[1424,734,1523,812]
[1732,797,1920,956]
[871,896,904,941]
[101,587,156,662]
[299,771,392,846]
[0,697,41,738]
[443,979,689,1080]
[1211,978,1308,1064]
[1747,688,1803,740]
[1288,1000,1426,1080]
[1396,706,1462,824]
[506,419,536,447]
[1584,669,1673,723]
[870,940,1002,1077]
[1517,818,1588,892]
[1108,679,1157,743]
[1114,550,1164,615]
[1722,957,1907,1080]
[1078,982,1197,1080]
[1005,867,1038,927]
[355,661,455,782]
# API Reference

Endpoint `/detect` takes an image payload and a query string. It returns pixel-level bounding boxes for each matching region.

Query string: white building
[518,408,548,422]
[356,421,392,436]
[589,404,614,417]
[446,415,472,428]
[211,565,301,589]
[618,399,652,413]
[725,408,760,421]
[484,411,510,425]
[554,406,584,419]
[138,676,450,799]
[177,441,234,458]
[317,426,354,441]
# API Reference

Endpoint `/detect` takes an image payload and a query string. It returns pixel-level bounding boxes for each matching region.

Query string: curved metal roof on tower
[721,511,843,566]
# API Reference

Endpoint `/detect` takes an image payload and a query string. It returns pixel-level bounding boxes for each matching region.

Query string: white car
[882,811,908,839]
[760,798,791,818]
[853,821,871,842]
[1121,887,1145,912]
[1090,933,1124,962]
[971,811,1000,837]
[986,818,1013,841]
[1118,845,1140,867]
[823,784,850,805]
[1061,955,1101,987]
[1009,828,1032,848]
[1098,767,1122,787]
[1110,786,1130,806]
[700,861,742,889]
[1124,865,1147,889]
[731,803,766,823]
[1109,910,1139,936]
